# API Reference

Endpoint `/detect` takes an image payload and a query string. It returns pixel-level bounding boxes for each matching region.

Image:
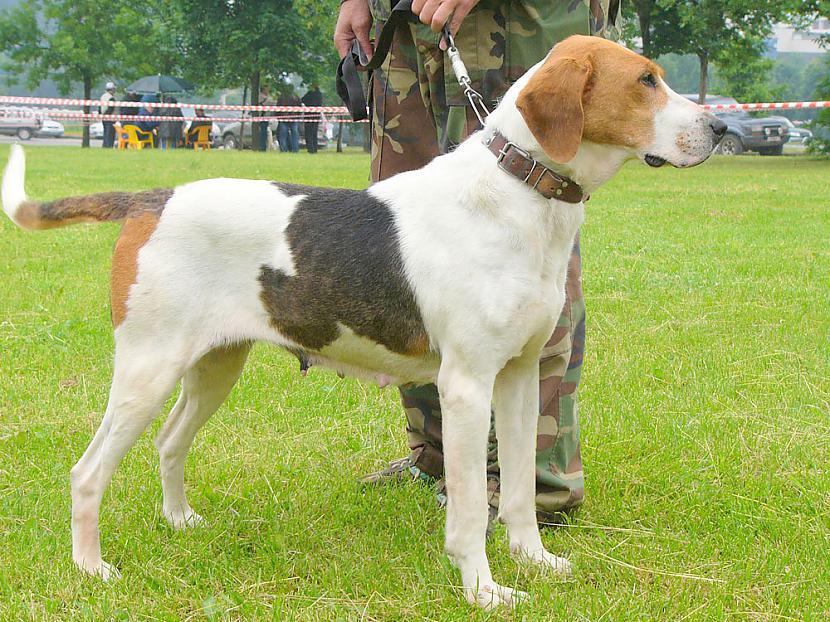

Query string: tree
[709,48,784,104]
[175,0,339,151]
[810,55,830,154]
[633,0,799,102]
[0,0,180,147]
[631,0,657,57]
[807,2,830,154]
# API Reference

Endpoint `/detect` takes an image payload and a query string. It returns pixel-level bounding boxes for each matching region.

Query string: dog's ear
[516,54,593,163]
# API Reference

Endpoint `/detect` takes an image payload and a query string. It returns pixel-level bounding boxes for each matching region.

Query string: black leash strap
[336,0,415,121]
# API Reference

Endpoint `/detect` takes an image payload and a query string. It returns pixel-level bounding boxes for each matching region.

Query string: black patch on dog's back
[258,183,429,355]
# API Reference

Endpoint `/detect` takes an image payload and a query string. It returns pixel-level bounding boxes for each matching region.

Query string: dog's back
[2,146,437,383]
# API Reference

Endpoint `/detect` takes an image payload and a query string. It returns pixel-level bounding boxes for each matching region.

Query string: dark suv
[714,111,790,156]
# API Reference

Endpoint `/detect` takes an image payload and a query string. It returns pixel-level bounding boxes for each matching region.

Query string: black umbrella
[126,75,194,94]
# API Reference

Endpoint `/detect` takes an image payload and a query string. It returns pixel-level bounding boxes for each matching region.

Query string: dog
[1,36,725,608]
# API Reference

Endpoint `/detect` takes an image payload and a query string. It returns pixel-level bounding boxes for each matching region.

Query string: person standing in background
[301,84,323,153]
[99,82,118,148]
[277,89,301,153]
[258,85,273,151]
[157,96,183,149]
[335,0,620,523]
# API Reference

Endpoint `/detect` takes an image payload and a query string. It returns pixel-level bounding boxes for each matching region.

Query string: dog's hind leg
[493,354,571,575]
[153,343,251,530]
[70,340,190,580]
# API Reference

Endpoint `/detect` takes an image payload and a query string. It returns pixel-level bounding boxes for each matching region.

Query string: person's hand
[412,0,480,48]
[334,0,374,60]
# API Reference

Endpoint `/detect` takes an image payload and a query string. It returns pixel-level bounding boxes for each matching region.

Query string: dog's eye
[640,73,657,88]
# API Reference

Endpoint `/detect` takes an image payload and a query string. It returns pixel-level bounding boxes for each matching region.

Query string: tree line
[631,0,826,104]
[0,0,826,147]
[0,0,340,147]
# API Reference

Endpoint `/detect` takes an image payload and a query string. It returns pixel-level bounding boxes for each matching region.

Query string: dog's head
[514,35,725,169]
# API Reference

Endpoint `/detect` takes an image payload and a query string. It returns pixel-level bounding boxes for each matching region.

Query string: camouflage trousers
[369,3,592,513]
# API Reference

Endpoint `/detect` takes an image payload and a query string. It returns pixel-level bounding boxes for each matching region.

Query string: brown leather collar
[483,130,585,203]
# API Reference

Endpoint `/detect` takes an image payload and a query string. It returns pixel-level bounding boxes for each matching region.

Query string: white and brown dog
[2,36,725,608]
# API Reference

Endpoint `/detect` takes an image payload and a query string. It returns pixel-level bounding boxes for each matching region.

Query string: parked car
[219,114,275,149]
[782,118,812,144]
[713,112,790,156]
[36,119,64,138]
[220,115,327,150]
[681,94,790,155]
[0,106,42,140]
[89,121,104,139]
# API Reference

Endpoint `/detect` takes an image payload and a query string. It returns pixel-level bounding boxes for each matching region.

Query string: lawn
[0,146,828,621]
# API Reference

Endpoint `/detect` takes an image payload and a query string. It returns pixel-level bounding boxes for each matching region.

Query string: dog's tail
[2,145,172,231]
[1,145,32,228]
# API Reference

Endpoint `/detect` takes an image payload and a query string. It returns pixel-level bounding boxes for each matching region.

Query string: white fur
[646,78,721,167]
[4,40,721,608]
[1,144,27,226]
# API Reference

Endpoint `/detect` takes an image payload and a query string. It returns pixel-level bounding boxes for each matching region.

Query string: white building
[771,20,829,55]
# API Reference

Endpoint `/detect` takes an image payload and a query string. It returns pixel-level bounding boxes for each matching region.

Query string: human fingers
[447,0,477,36]
[413,0,444,30]
[333,0,374,59]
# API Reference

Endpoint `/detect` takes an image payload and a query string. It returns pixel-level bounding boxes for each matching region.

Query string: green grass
[1,146,829,621]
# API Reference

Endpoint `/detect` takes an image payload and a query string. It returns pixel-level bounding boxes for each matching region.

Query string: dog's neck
[483,62,631,196]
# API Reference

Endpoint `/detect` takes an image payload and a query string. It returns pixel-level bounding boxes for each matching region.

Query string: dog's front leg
[493,354,571,575]
[438,354,524,609]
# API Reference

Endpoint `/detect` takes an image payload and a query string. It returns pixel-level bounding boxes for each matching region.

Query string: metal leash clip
[442,25,491,126]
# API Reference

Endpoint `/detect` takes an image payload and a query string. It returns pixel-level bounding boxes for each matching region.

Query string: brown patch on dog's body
[18,189,173,230]
[10,187,174,327]
[516,36,668,161]
[404,332,431,357]
[110,211,163,327]
[13,187,174,326]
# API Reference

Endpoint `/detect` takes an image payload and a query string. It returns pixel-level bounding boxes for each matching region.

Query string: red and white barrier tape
[0,94,350,113]
[4,95,828,130]
[44,111,334,123]
[3,94,830,113]
[702,101,829,111]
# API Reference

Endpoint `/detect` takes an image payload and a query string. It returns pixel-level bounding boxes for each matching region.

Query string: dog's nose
[709,116,727,139]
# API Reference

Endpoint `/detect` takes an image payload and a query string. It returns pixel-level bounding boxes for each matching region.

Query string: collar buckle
[497,140,542,185]
[496,140,531,168]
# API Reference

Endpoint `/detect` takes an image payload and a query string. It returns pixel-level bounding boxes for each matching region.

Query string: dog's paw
[76,558,121,581]
[465,583,527,610]
[98,560,122,581]
[164,506,205,530]
[512,546,572,577]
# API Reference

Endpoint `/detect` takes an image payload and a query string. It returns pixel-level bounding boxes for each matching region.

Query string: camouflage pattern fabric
[369,0,616,513]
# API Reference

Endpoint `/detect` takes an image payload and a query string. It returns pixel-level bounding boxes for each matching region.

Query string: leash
[336,0,417,121]
[442,26,585,202]
[336,0,490,124]
[335,4,585,202]
[441,25,490,126]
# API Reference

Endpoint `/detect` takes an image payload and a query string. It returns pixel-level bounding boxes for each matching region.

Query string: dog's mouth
[644,154,668,168]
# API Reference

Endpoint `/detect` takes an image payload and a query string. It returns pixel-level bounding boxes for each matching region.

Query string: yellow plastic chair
[189,125,212,150]
[114,123,129,150]
[119,124,154,149]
